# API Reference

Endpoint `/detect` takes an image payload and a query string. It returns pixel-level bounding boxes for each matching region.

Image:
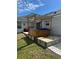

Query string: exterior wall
[17,17,28,32]
[51,14,61,36]
[41,20,51,29]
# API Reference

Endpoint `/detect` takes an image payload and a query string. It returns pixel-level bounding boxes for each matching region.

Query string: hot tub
[29,29,50,37]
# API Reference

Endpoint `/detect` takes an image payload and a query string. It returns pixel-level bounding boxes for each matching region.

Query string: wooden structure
[29,29,49,37]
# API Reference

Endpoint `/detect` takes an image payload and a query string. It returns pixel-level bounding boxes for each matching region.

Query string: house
[17,17,28,32]
[17,11,61,55]
[17,10,61,36]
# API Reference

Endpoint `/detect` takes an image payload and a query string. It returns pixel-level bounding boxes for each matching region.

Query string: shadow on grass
[23,37,34,45]
[17,45,27,51]
[17,36,46,51]
[17,37,34,51]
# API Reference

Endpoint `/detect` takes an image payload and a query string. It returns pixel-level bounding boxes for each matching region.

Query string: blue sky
[17,0,61,17]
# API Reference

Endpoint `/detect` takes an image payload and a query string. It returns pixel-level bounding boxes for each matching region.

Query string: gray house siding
[51,14,61,36]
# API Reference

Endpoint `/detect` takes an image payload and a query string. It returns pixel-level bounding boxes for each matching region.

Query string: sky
[17,0,61,17]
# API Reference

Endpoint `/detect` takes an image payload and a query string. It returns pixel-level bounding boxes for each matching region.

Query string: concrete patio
[48,43,61,55]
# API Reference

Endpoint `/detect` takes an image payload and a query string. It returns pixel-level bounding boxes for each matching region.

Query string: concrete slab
[38,37,54,43]
[48,43,61,55]
[48,36,61,41]
[23,32,29,35]
[54,43,61,49]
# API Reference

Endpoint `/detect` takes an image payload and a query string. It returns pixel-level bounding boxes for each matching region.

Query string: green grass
[17,33,59,59]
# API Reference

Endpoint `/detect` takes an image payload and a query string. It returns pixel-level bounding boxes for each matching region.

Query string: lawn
[17,33,60,59]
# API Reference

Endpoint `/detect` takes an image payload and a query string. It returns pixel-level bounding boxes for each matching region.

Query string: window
[36,22,42,29]
[17,21,22,29]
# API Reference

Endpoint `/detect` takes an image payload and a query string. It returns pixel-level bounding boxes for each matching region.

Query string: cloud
[26,3,44,10]
[18,0,44,11]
